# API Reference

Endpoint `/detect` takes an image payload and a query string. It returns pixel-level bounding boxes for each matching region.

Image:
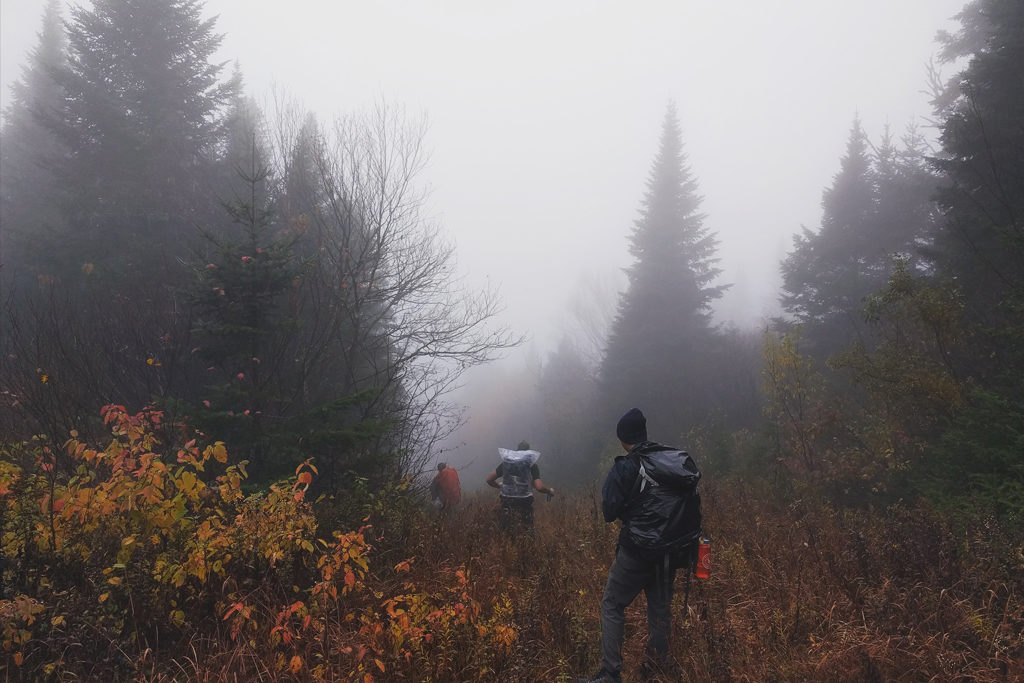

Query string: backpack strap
[637,460,659,493]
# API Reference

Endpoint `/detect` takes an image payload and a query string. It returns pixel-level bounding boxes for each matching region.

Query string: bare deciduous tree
[272,100,520,480]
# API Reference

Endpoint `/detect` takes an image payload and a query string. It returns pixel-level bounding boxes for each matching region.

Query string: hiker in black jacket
[578,408,702,683]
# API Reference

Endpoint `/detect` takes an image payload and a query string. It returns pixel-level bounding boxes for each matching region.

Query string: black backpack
[622,444,702,569]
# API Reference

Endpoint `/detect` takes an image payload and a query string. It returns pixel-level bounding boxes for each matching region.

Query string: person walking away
[485,440,556,531]
[578,408,702,683]
[430,462,461,511]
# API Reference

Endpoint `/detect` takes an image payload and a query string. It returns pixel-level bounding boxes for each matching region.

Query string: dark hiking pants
[598,546,676,679]
[499,496,534,532]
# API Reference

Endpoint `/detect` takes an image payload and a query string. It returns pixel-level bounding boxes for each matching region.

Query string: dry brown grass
[375,482,1022,682]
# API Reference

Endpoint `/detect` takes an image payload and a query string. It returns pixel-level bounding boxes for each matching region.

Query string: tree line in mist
[463,0,1023,526]
[1,0,1022,526]
[0,0,519,499]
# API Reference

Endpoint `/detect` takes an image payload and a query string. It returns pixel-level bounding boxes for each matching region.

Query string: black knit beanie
[616,408,647,444]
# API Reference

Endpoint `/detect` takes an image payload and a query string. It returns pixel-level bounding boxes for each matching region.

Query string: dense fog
[2,0,1016,498]
[2,0,966,337]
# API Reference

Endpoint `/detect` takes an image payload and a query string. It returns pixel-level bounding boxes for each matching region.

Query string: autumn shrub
[0,405,330,677]
[0,406,523,681]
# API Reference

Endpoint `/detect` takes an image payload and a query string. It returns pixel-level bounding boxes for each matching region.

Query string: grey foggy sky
[1,0,967,353]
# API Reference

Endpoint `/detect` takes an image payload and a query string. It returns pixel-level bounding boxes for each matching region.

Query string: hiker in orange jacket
[430,462,461,510]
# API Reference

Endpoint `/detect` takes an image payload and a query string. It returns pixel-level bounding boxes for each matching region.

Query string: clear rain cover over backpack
[497,448,540,498]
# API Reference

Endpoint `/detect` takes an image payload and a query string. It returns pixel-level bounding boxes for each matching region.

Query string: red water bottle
[695,537,710,579]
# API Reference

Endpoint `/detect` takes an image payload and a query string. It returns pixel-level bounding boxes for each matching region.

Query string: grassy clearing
[3,440,1021,682]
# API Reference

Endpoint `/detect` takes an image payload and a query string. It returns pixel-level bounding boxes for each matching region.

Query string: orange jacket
[435,467,461,507]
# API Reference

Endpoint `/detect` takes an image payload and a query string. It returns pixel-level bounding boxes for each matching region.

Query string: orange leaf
[297,471,312,485]
[289,655,303,673]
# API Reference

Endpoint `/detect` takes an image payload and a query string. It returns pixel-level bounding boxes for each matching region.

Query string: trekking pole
[682,563,693,612]
[682,541,697,612]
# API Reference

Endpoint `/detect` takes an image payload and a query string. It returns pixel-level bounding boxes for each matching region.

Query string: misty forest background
[0,0,1021,681]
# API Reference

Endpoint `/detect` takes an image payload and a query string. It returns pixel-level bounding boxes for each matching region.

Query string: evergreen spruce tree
[50,0,236,282]
[537,336,599,482]
[930,0,1024,366]
[215,65,265,204]
[923,0,1024,522]
[188,163,303,481]
[599,104,726,437]
[779,118,938,359]
[0,0,68,283]
[2,0,239,440]
[780,118,875,356]
[870,124,940,277]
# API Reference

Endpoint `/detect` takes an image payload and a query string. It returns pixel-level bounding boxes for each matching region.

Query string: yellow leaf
[99,593,109,603]
[289,655,303,674]
[180,470,197,494]
[212,443,228,463]
[172,568,186,587]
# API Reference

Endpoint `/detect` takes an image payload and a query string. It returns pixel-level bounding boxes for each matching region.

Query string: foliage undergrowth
[1,407,1021,681]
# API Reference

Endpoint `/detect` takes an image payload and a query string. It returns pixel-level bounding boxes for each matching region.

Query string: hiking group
[475,408,703,682]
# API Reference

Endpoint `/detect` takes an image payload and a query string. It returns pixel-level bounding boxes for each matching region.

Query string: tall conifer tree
[779,118,938,358]
[0,0,67,282]
[920,0,1024,517]
[930,0,1024,355]
[2,0,239,440]
[600,104,725,437]
[50,0,236,281]
[780,118,875,356]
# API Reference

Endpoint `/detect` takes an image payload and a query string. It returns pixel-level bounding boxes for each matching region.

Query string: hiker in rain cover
[430,462,461,511]
[485,440,556,531]
[578,408,702,683]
